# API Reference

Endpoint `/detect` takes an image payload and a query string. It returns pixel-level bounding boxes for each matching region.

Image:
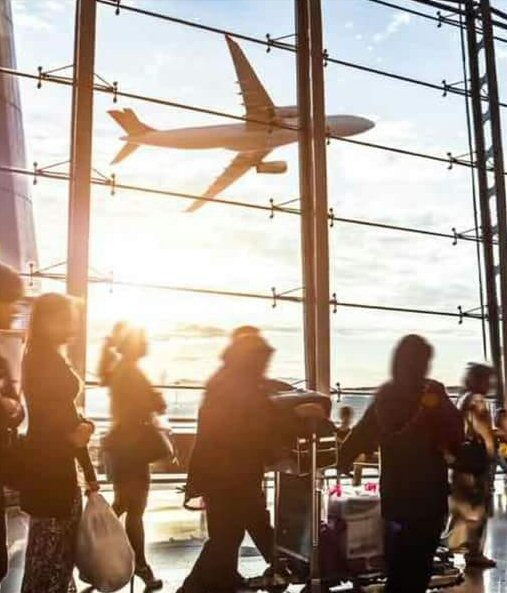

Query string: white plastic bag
[76,493,135,592]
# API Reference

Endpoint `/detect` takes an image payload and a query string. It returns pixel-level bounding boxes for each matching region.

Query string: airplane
[109,35,375,212]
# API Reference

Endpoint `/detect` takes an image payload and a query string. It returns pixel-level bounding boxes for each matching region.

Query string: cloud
[13,12,51,31]
[44,0,65,12]
[373,13,411,44]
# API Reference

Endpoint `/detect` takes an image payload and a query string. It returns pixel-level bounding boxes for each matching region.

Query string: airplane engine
[256,161,288,174]
[275,105,298,118]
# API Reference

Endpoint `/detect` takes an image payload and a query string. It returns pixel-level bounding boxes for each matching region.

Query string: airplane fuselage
[122,115,373,153]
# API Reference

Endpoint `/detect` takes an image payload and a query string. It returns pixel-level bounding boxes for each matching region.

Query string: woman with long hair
[339,334,463,593]
[20,293,98,593]
[105,326,165,591]
[448,363,496,568]
[178,332,277,593]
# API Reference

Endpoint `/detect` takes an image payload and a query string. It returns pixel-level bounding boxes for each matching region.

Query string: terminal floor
[3,486,507,593]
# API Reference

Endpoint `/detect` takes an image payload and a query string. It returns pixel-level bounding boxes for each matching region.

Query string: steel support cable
[328,131,470,166]
[458,2,488,357]
[2,65,498,173]
[324,54,468,97]
[0,163,491,245]
[5,49,507,148]
[96,0,460,39]
[0,164,297,214]
[0,62,489,132]
[96,0,292,52]
[491,5,507,21]
[19,270,484,321]
[368,0,507,44]
[0,66,297,133]
[368,0,453,22]
[102,0,507,39]
[94,0,507,106]
[410,0,467,13]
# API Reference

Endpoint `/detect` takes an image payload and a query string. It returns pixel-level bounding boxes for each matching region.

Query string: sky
[9,0,507,388]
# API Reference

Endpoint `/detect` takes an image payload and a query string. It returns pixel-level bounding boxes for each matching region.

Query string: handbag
[137,422,174,464]
[104,422,173,466]
[452,437,488,475]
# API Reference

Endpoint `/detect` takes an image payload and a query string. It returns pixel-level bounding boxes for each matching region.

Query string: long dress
[20,345,96,593]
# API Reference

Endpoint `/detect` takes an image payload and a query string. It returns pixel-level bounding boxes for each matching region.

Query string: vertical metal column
[309,0,331,396]
[296,0,317,391]
[67,0,96,383]
[479,0,507,407]
[465,0,505,405]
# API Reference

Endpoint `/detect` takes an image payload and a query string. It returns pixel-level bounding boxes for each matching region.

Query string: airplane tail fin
[111,142,139,165]
[109,108,154,164]
[108,108,153,136]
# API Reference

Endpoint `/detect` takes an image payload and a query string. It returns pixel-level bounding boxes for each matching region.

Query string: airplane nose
[328,115,376,138]
[357,117,375,133]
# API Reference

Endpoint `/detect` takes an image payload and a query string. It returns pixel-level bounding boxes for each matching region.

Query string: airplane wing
[186,149,271,212]
[226,35,275,126]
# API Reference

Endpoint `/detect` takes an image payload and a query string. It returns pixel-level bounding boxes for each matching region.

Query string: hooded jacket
[185,367,276,504]
[339,378,463,521]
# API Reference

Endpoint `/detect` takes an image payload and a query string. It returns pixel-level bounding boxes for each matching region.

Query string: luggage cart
[247,391,464,593]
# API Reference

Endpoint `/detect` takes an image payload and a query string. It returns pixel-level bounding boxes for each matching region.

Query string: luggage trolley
[247,391,463,593]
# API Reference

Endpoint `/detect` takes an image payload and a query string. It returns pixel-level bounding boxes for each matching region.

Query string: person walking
[0,262,25,582]
[178,333,278,593]
[339,334,463,593]
[20,293,98,593]
[103,326,165,591]
[448,363,496,568]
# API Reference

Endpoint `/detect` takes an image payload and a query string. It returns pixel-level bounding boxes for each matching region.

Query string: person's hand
[85,481,100,495]
[152,390,167,414]
[69,421,94,448]
[0,398,23,422]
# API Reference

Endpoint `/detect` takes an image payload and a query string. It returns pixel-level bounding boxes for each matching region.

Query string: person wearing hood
[339,334,463,593]
[178,332,277,593]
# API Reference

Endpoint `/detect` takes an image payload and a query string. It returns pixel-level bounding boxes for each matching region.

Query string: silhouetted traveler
[20,293,98,593]
[103,327,165,591]
[0,262,25,581]
[449,363,496,568]
[339,334,463,593]
[178,333,277,593]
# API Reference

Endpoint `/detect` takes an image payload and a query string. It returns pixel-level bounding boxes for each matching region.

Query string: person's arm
[472,407,496,458]
[425,381,464,456]
[76,446,98,490]
[0,356,24,428]
[338,403,379,473]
